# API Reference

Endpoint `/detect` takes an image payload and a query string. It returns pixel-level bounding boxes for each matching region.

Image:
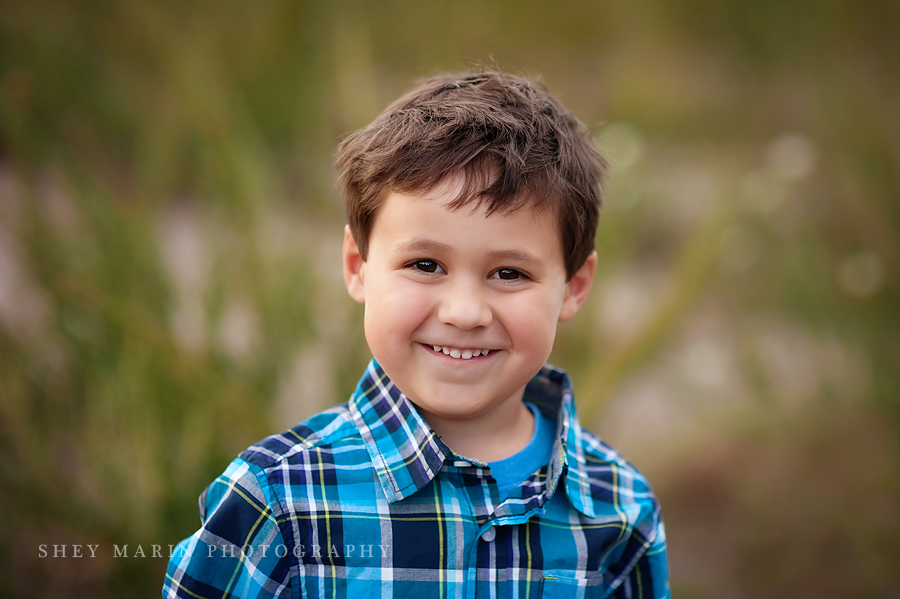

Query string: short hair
[334,69,607,279]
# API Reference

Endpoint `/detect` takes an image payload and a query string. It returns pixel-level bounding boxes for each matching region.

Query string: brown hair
[334,70,607,279]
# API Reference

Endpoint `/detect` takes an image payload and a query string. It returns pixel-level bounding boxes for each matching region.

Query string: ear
[342,225,366,304]
[558,251,597,322]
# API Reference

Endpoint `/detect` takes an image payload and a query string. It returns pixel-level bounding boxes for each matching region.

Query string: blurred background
[1,0,898,597]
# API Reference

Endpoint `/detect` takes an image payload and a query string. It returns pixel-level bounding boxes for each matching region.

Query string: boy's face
[342,175,596,430]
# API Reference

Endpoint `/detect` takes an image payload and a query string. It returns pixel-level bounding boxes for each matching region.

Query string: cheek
[502,294,561,352]
[364,283,432,339]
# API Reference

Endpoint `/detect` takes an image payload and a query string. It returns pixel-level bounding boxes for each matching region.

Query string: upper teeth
[432,345,490,359]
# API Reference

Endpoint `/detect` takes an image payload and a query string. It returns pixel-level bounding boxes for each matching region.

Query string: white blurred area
[578,127,871,472]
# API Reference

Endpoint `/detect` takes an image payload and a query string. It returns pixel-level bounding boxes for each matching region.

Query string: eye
[412,260,443,274]
[493,268,526,281]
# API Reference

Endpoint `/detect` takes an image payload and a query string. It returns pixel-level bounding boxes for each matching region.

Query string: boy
[164,70,668,598]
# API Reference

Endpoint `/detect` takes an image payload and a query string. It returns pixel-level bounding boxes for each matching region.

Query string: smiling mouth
[428,344,492,360]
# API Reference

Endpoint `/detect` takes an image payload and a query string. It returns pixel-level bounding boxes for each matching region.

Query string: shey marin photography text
[37,543,389,560]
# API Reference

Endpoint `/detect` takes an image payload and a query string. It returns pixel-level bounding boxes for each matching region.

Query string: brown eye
[416,260,439,273]
[496,268,521,280]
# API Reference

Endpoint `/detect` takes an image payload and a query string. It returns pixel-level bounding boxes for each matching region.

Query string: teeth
[430,345,491,359]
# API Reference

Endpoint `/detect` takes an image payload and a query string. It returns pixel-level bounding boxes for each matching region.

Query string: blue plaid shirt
[163,359,669,598]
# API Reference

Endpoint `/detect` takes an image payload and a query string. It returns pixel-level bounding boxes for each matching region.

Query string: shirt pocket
[540,574,606,598]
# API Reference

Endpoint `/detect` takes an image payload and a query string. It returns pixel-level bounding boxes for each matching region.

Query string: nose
[438,277,492,330]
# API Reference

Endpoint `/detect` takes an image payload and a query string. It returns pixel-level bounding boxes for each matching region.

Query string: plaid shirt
[163,359,668,598]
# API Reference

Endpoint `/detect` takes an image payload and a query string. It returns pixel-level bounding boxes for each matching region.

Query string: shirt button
[481,527,496,542]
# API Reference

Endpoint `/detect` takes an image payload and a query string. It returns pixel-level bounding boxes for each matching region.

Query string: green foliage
[1,0,897,596]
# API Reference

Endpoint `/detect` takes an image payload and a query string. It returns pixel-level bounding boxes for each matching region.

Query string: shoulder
[579,428,648,482]
[197,403,363,511]
[239,402,363,471]
[578,428,659,507]
[564,425,662,549]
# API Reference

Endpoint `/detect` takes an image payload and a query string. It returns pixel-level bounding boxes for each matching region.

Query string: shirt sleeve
[162,457,292,599]
[607,517,669,599]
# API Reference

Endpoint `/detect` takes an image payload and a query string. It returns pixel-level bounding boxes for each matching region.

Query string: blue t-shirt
[488,402,557,500]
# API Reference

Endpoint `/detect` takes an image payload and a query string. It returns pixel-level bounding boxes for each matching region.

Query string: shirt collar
[349,358,597,518]
[522,364,598,519]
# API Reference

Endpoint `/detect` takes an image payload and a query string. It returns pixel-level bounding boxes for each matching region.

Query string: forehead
[369,183,565,265]
[386,169,557,226]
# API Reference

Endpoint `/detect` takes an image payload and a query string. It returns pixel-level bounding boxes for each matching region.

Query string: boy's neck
[415,399,535,463]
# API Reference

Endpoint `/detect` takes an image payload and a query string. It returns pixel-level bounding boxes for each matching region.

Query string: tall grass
[1,0,898,596]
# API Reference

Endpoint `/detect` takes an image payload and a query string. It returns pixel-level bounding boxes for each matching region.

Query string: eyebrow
[486,249,544,266]
[390,239,453,255]
[391,238,544,266]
